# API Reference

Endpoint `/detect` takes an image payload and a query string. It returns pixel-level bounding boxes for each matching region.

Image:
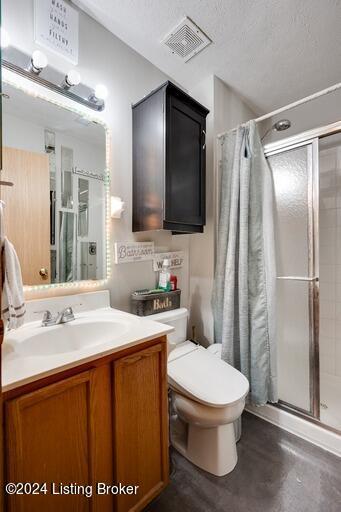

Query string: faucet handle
[34,310,53,321]
[34,310,55,326]
[58,306,75,323]
[63,306,74,316]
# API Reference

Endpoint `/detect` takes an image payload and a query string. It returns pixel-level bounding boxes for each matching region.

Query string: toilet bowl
[150,308,249,477]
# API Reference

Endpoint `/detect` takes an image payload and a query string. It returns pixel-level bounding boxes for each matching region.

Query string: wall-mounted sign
[114,242,154,264]
[72,166,104,182]
[153,251,185,271]
[34,0,79,64]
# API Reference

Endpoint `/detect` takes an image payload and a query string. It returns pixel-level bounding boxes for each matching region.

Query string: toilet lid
[168,343,249,408]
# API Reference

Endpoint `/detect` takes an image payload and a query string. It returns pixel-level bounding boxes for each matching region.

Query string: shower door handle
[276,276,319,282]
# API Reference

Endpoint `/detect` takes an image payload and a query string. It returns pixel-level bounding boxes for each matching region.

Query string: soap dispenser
[158,259,171,292]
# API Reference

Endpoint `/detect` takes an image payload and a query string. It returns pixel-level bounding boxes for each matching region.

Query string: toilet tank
[150,308,188,345]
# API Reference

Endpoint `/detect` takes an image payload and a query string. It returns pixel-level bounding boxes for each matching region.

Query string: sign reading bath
[34,0,79,64]
[114,241,154,264]
[153,251,185,271]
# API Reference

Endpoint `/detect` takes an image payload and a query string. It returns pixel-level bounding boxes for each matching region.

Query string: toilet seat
[168,341,249,408]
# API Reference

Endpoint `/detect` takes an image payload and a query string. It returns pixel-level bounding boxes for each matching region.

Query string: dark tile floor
[145,412,341,512]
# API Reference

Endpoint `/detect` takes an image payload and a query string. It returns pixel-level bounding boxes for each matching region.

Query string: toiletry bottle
[170,274,177,291]
[159,259,171,291]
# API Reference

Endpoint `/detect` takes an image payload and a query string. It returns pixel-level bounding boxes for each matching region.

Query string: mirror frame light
[2,67,112,292]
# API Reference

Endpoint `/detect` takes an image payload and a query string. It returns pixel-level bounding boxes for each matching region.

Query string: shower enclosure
[265,121,341,433]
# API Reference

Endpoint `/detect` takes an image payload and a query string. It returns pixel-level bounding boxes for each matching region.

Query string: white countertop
[2,306,173,393]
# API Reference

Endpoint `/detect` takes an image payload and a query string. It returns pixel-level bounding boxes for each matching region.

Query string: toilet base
[170,416,238,477]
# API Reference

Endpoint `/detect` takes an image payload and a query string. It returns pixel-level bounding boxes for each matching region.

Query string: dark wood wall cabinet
[132,81,209,234]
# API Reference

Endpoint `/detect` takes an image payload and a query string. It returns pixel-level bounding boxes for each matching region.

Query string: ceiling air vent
[162,17,212,62]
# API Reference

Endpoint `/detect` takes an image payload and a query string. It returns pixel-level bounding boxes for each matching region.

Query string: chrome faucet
[35,306,78,327]
[54,307,75,325]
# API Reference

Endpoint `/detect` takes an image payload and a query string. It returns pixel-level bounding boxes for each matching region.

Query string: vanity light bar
[2,46,106,112]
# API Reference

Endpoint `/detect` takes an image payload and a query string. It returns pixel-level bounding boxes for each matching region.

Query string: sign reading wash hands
[34,0,79,64]
[114,242,155,264]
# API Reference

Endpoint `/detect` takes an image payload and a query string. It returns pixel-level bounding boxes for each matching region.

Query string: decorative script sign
[34,0,79,64]
[153,251,185,271]
[114,242,154,264]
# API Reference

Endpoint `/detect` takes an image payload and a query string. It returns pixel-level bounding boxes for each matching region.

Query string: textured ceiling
[74,0,341,114]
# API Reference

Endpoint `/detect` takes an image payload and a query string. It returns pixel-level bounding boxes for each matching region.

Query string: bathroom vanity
[2,292,172,512]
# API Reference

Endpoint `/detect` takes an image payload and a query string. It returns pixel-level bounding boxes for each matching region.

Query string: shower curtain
[212,120,278,405]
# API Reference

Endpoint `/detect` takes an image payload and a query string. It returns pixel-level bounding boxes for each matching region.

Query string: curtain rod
[217,81,341,139]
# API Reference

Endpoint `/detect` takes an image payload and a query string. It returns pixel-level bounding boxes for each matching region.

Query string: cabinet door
[114,343,169,512]
[165,94,206,231]
[132,87,165,232]
[5,367,113,512]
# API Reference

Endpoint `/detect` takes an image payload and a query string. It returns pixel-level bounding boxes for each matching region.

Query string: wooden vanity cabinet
[3,337,169,512]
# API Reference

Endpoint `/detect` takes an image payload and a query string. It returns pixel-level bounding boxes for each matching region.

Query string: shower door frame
[265,138,320,420]
[264,119,341,430]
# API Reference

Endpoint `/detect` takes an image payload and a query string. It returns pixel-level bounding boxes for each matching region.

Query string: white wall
[319,145,341,380]
[3,1,256,325]
[259,87,341,145]
[189,76,255,345]
[3,113,44,153]
[319,142,341,429]
[3,0,189,310]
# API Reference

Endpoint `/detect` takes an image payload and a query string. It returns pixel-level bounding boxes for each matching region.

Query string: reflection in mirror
[61,147,74,209]
[78,178,89,237]
[51,249,57,283]
[59,211,76,282]
[1,81,108,286]
[80,242,97,280]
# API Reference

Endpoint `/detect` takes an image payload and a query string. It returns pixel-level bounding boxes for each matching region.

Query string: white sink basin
[1,294,174,393]
[5,315,131,358]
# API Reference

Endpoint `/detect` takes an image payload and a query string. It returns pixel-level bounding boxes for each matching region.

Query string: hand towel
[1,237,26,329]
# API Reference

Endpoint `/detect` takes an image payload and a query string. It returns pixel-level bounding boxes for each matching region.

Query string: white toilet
[151,308,249,477]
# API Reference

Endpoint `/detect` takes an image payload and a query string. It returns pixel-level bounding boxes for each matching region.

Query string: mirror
[1,80,108,286]
[78,178,89,237]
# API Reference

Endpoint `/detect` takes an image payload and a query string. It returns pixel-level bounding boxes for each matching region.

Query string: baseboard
[246,404,341,458]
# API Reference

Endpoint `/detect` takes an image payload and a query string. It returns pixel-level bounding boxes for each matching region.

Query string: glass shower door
[266,140,320,417]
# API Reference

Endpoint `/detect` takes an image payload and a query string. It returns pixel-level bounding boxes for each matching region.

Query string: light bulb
[94,84,108,100]
[30,50,48,73]
[65,69,81,87]
[62,69,81,89]
[1,29,10,48]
